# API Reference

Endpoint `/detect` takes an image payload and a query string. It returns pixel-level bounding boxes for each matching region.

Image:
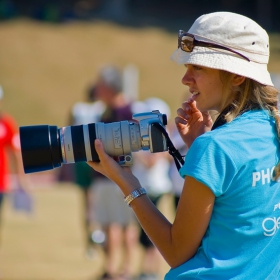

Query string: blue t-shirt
[165,110,280,279]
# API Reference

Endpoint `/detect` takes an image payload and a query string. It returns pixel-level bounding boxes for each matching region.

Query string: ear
[232,75,245,86]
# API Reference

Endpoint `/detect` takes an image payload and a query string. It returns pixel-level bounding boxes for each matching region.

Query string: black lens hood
[20,125,62,173]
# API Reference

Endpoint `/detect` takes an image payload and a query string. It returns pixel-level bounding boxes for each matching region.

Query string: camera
[19,110,168,174]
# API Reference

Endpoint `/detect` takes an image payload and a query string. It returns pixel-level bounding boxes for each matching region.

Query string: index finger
[182,98,197,111]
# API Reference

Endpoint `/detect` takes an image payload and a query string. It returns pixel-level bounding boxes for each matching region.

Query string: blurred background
[1,0,280,126]
[0,0,280,279]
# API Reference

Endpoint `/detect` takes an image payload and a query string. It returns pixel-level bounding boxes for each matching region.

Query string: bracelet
[124,187,147,206]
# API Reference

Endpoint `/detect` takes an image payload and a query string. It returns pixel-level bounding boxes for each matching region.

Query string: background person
[88,12,280,279]
[167,126,187,209]
[0,85,26,242]
[68,84,105,259]
[131,97,172,280]
[92,64,139,280]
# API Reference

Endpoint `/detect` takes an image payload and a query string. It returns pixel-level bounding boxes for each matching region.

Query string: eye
[193,65,203,70]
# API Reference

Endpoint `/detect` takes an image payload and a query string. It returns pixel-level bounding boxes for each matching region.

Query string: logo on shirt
[274,203,280,211]
[262,203,280,236]
[252,166,280,187]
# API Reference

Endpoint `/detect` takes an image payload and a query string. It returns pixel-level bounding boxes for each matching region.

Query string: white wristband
[124,187,147,206]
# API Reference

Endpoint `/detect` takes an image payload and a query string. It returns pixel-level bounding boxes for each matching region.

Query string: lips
[190,91,200,100]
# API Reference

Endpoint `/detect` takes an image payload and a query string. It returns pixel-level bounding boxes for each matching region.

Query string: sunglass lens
[181,35,193,52]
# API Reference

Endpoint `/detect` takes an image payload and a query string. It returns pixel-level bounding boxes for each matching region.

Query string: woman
[88,12,280,279]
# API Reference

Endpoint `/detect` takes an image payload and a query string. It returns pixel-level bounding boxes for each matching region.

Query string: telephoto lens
[20,110,168,174]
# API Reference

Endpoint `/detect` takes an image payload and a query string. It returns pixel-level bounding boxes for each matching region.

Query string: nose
[181,68,192,86]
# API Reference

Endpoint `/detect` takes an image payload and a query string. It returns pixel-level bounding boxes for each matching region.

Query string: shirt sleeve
[179,134,238,197]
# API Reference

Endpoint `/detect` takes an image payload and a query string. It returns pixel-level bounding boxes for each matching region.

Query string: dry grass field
[0,18,189,127]
[0,19,280,128]
[0,181,105,280]
[0,18,280,280]
[0,177,174,280]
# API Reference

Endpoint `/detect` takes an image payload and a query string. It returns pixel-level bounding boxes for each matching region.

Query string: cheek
[203,82,218,97]
[207,80,224,96]
[201,83,224,108]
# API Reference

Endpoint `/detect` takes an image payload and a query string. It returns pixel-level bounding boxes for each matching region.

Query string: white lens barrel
[59,120,145,165]
[83,125,92,161]
[60,127,75,163]
[121,121,133,155]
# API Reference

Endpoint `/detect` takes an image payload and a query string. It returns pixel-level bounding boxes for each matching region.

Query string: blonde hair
[219,70,280,177]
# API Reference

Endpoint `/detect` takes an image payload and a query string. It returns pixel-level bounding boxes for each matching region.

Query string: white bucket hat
[171,12,273,86]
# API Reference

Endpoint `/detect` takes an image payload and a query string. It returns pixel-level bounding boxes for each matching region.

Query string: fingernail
[188,98,194,103]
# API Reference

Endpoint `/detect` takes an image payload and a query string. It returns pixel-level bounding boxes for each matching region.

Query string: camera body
[20,110,168,174]
[127,110,168,152]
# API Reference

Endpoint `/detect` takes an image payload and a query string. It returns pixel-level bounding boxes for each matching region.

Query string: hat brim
[171,47,273,86]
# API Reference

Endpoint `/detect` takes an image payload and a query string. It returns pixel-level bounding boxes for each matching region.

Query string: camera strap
[152,123,185,172]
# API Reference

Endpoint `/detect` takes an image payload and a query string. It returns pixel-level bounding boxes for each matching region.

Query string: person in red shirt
[0,115,19,190]
[0,85,24,239]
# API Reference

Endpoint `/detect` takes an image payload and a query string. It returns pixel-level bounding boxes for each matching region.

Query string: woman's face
[182,64,233,112]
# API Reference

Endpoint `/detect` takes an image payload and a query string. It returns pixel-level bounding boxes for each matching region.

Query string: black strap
[152,123,185,171]
[211,106,232,130]
[212,104,252,130]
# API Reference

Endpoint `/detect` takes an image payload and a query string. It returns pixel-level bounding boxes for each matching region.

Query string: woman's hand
[87,139,141,195]
[175,99,213,148]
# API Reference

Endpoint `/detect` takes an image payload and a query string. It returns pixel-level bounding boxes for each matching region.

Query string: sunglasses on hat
[178,30,250,62]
